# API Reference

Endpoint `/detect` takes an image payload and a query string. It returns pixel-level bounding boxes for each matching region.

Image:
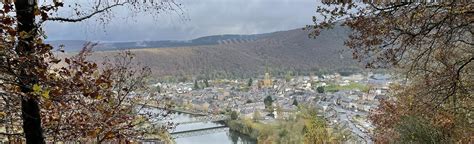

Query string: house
[374,95,387,101]
[342,74,364,82]
[339,80,350,86]
[337,97,355,109]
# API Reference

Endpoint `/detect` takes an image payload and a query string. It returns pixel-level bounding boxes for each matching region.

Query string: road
[318,96,373,143]
[333,106,372,143]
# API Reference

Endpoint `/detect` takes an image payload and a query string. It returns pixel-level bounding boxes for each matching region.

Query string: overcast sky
[44,0,319,41]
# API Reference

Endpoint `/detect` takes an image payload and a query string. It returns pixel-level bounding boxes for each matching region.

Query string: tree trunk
[21,98,45,144]
[14,0,46,143]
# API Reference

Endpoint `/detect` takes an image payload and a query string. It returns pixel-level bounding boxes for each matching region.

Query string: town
[149,72,393,142]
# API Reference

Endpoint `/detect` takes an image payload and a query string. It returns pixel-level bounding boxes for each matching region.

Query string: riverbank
[226,118,305,143]
[225,106,355,143]
[165,112,256,144]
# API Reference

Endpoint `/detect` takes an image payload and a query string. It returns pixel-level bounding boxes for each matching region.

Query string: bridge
[170,126,229,139]
[169,115,230,138]
[136,101,232,138]
[167,114,230,138]
[137,101,207,116]
[175,115,229,125]
[137,101,230,124]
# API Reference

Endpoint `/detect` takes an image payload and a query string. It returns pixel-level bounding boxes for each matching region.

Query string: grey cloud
[44,0,319,41]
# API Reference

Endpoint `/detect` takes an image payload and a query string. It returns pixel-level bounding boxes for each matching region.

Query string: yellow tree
[252,110,261,122]
[300,106,349,143]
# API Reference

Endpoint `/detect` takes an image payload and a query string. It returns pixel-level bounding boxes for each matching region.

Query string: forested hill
[58,26,362,79]
[47,34,266,52]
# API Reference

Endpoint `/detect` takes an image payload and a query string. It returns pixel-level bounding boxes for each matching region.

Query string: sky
[44,0,319,41]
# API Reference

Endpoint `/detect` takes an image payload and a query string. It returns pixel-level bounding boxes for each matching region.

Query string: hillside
[48,34,265,52]
[78,26,361,80]
[76,27,357,80]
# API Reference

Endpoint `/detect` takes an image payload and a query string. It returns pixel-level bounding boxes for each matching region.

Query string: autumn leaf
[34,7,41,16]
[42,89,50,99]
[96,95,103,100]
[33,84,41,94]
[87,130,98,137]
[43,101,53,109]
[105,131,114,139]
[19,31,28,39]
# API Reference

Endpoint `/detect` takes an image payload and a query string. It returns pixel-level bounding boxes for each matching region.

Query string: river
[169,113,256,144]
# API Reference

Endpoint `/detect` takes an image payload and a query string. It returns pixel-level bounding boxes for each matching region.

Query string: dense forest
[65,25,361,80]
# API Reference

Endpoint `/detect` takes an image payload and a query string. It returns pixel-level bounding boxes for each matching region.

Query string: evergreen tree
[156,85,161,93]
[317,86,325,94]
[293,98,299,106]
[194,80,199,89]
[230,111,239,120]
[285,71,293,82]
[248,78,253,87]
[204,79,210,87]
[264,95,274,109]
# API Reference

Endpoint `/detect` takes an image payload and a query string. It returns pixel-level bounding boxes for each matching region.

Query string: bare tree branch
[43,2,127,23]
[0,132,23,136]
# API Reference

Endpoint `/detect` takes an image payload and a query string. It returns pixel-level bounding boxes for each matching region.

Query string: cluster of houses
[151,72,393,140]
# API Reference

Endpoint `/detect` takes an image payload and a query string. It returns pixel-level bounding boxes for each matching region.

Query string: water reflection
[227,130,257,144]
[170,113,256,144]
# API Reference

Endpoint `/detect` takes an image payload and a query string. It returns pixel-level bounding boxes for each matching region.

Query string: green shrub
[395,115,450,144]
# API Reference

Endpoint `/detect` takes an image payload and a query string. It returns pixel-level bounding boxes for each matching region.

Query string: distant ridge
[47,33,267,52]
[72,25,362,79]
